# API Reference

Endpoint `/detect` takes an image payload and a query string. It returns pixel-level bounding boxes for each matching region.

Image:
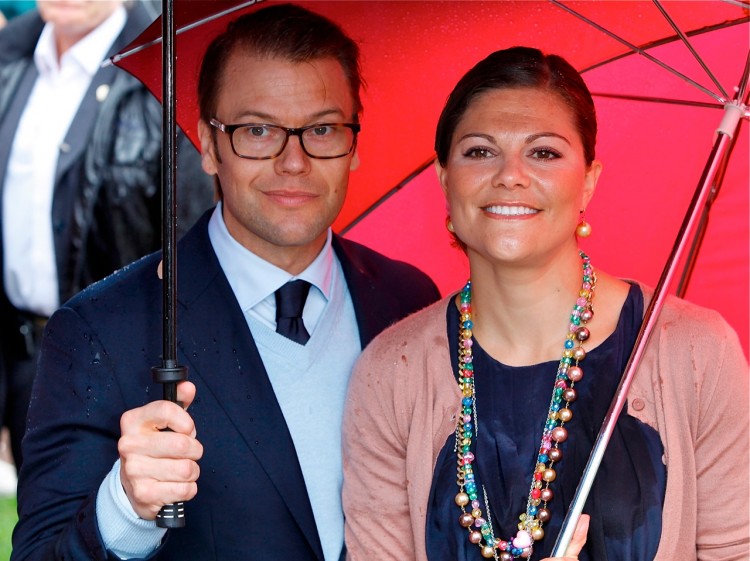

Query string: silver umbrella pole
[551,53,750,556]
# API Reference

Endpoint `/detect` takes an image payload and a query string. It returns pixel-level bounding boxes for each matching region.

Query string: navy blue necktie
[275,280,311,345]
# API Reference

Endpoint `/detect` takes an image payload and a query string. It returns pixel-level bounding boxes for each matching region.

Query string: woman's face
[437,87,601,269]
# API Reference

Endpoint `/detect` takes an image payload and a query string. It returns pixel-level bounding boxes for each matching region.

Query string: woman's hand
[539,514,589,561]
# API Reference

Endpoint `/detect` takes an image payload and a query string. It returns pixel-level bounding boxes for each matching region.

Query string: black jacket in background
[0,4,214,305]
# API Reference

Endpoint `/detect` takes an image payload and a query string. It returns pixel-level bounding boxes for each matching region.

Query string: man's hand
[118,381,203,520]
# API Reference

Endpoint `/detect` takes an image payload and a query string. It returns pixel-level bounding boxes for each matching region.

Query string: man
[12,4,440,561]
[0,0,213,469]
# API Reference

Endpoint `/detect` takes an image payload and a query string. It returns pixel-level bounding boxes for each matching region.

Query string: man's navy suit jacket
[13,210,441,561]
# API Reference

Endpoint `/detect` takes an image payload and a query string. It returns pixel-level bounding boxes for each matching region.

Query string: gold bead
[573,347,587,361]
[455,492,470,507]
[559,408,573,423]
[543,468,557,482]
[575,220,592,238]
[459,513,474,527]
[481,545,495,558]
[531,527,545,541]
[472,508,482,518]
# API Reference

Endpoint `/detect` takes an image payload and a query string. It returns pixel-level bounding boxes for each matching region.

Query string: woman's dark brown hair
[435,46,597,166]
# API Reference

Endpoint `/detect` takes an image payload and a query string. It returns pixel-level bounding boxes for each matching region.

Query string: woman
[342,47,749,561]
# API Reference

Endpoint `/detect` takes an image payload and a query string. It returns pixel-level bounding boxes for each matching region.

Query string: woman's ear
[582,159,603,208]
[435,158,449,197]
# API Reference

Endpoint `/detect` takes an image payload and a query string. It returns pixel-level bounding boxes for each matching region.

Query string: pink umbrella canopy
[113,0,749,355]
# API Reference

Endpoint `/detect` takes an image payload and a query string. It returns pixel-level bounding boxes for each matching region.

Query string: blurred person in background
[0,1,36,27]
[0,0,213,472]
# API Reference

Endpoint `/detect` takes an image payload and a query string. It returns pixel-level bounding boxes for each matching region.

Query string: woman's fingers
[538,514,590,561]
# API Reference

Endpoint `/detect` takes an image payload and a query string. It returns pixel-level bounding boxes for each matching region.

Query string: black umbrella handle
[152,0,187,531]
[152,365,188,528]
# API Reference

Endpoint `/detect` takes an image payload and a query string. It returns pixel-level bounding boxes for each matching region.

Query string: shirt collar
[34,5,127,77]
[208,203,334,312]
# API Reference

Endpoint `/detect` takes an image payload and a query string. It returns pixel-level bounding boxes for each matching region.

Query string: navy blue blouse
[426,284,665,561]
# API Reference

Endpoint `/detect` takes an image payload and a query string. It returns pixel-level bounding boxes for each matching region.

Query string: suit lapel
[174,214,324,560]
[333,235,403,348]
[55,5,152,183]
[0,63,38,280]
[54,66,118,184]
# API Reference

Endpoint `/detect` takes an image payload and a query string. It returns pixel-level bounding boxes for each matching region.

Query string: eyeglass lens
[232,124,356,159]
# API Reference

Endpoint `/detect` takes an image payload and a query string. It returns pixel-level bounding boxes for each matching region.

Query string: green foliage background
[0,497,16,561]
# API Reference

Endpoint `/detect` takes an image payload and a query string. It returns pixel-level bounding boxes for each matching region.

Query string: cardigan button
[631,398,645,411]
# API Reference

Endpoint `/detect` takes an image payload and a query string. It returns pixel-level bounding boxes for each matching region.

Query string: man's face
[198,51,360,273]
[37,0,122,36]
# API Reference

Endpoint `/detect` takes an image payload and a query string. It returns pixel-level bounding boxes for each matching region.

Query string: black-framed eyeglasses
[209,119,360,160]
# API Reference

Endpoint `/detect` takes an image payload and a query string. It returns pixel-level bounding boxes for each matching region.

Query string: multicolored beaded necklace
[454,251,596,560]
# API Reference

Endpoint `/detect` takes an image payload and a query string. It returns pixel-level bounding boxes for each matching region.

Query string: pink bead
[551,426,568,442]
[568,366,583,381]
[463,339,473,348]
[555,380,567,389]
[512,530,532,548]
[464,452,475,462]
[582,282,591,290]
[463,414,471,423]
[472,500,480,509]
[474,517,486,528]
[576,297,587,306]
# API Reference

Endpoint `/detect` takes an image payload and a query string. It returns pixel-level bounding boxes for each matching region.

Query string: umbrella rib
[108,0,261,65]
[339,156,435,235]
[174,1,261,34]
[590,92,723,109]
[550,0,726,104]
[720,0,750,9]
[651,0,730,99]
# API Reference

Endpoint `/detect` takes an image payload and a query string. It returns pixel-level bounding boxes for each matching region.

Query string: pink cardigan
[343,287,749,561]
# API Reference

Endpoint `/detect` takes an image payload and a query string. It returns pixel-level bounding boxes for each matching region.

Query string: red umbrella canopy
[113,0,749,354]
[346,22,749,357]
